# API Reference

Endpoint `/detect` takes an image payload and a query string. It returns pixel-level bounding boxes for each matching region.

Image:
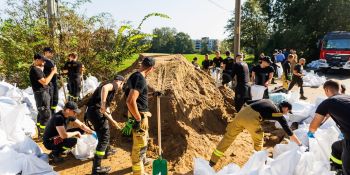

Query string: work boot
[49,151,64,163]
[271,78,277,84]
[92,155,111,175]
[103,146,116,159]
[300,95,307,100]
[209,160,216,167]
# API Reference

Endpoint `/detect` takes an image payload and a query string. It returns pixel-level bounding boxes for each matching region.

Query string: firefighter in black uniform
[222,51,235,86]
[43,47,59,114]
[63,53,84,102]
[86,75,125,175]
[309,80,350,175]
[30,54,57,136]
[43,101,93,163]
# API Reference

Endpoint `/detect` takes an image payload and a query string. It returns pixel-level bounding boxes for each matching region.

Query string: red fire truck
[318,31,350,70]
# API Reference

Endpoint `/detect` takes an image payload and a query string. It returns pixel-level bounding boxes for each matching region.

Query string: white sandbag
[0,96,18,106]
[293,126,310,147]
[240,150,269,174]
[0,128,9,149]
[193,158,216,175]
[5,86,23,102]
[0,104,26,142]
[310,126,340,162]
[289,101,314,123]
[251,85,266,100]
[277,66,283,79]
[272,142,299,159]
[23,87,33,95]
[0,81,14,96]
[262,143,301,175]
[303,72,326,87]
[21,154,57,175]
[82,76,100,97]
[287,91,300,103]
[0,146,24,175]
[216,164,240,175]
[71,134,98,160]
[11,136,43,156]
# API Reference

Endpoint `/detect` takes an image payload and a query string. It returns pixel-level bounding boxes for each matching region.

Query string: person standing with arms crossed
[124,57,155,175]
[29,54,57,137]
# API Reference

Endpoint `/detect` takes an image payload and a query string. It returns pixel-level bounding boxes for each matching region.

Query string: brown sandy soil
[36,54,350,175]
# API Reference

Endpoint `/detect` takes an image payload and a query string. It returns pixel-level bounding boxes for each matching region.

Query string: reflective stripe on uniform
[330,155,342,165]
[51,106,57,110]
[95,150,105,156]
[213,149,224,157]
[272,113,283,117]
[62,146,70,150]
[39,125,46,129]
[132,165,142,171]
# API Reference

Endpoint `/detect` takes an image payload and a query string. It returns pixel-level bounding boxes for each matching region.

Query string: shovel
[152,91,168,175]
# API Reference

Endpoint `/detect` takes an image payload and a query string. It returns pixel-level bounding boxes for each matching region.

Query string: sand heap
[107,54,263,174]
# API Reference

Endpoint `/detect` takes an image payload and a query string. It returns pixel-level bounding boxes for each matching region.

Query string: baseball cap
[279,101,293,114]
[261,56,273,64]
[64,101,81,113]
[34,53,44,60]
[43,47,53,53]
[142,57,155,68]
[235,52,243,57]
[114,75,125,81]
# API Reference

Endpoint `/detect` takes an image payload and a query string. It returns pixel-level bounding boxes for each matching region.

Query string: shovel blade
[152,158,168,175]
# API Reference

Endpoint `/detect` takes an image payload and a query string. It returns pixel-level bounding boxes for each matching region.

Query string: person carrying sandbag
[86,75,125,175]
[209,99,302,166]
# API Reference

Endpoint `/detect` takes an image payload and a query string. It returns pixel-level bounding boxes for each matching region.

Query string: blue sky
[0,0,247,40]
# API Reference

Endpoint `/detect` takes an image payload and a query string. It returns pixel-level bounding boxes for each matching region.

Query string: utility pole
[234,0,241,56]
[47,0,57,47]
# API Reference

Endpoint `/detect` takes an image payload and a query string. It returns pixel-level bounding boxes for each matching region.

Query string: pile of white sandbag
[307,60,324,69]
[303,71,326,87]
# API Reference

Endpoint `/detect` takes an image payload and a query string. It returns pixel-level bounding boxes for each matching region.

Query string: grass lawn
[115,53,257,72]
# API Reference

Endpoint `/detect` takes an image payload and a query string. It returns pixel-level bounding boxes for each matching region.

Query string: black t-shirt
[87,81,117,108]
[202,60,212,69]
[29,66,47,92]
[252,65,275,85]
[250,99,293,136]
[212,57,223,68]
[315,94,350,138]
[124,72,148,112]
[63,60,83,79]
[223,57,235,72]
[43,57,57,83]
[232,62,250,85]
[282,60,291,79]
[43,111,76,140]
[293,64,303,79]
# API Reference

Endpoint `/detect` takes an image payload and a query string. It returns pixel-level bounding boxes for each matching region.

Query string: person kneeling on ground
[209,99,302,166]
[43,101,93,163]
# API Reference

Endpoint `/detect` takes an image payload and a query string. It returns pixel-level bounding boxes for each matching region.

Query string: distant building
[192,37,220,52]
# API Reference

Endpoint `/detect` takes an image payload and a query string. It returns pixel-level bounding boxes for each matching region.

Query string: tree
[0,0,169,87]
[149,27,177,53]
[226,0,269,60]
[174,32,194,54]
[200,41,211,55]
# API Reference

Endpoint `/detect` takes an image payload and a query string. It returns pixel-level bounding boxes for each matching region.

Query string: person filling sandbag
[43,101,93,163]
[308,80,350,175]
[86,75,125,175]
[251,56,275,99]
[209,99,302,166]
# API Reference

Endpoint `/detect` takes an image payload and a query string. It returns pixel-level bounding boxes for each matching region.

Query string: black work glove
[132,120,142,132]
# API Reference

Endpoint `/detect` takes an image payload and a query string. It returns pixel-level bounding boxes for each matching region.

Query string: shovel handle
[157,96,162,156]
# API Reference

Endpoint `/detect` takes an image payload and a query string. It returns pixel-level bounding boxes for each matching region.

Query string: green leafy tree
[174,32,194,54]
[200,41,211,55]
[149,27,177,53]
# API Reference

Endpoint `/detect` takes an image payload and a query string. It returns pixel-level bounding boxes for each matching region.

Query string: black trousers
[43,128,83,156]
[49,82,59,110]
[331,140,343,169]
[343,139,350,175]
[234,84,251,112]
[34,89,51,127]
[86,107,110,156]
[288,76,304,95]
[68,77,81,101]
